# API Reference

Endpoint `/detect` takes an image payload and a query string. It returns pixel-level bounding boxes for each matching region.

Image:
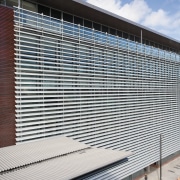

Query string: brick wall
[0,5,15,147]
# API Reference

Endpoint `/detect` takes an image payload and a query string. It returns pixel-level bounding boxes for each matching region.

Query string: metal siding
[0,136,89,172]
[0,136,132,180]
[14,8,180,179]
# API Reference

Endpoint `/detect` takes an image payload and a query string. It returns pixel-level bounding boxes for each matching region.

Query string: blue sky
[122,0,179,11]
[85,0,180,41]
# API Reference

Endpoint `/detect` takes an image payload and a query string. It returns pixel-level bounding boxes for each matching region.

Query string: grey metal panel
[0,136,133,180]
[0,136,89,172]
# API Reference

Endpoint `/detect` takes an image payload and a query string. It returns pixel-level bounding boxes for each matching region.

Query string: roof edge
[73,0,180,44]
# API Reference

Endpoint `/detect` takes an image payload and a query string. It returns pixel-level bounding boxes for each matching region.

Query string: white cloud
[143,9,180,40]
[118,0,151,22]
[143,9,170,27]
[86,0,150,22]
[86,0,180,41]
[86,0,121,14]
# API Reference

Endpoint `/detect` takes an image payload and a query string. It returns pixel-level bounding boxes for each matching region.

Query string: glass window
[146,40,149,45]
[6,0,18,7]
[154,43,158,48]
[172,49,176,53]
[51,9,61,19]
[93,22,101,31]
[102,25,108,33]
[150,41,154,47]
[63,13,73,23]
[135,36,140,43]
[38,4,50,16]
[22,1,37,12]
[123,32,128,39]
[110,28,116,35]
[0,0,5,5]
[130,35,134,41]
[117,30,122,37]
[84,19,92,28]
[142,39,146,44]
[74,16,83,25]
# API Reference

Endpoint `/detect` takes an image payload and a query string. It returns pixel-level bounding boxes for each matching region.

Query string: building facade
[0,0,180,179]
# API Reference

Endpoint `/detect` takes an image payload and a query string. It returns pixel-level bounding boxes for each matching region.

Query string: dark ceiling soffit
[73,158,128,179]
[32,0,179,50]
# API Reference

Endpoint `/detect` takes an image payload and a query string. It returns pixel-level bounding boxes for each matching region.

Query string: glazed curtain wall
[14,8,180,179]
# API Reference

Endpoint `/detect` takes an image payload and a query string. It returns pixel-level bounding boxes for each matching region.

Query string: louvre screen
[14,8,180,179]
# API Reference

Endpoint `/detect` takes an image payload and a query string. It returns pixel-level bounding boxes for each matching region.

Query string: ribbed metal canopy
[0,136,133,180]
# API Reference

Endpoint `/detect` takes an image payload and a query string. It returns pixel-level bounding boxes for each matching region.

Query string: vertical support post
[129,174,133,180]
[18,0,21,7]
[140,30,143,52]
[160,134,162,180]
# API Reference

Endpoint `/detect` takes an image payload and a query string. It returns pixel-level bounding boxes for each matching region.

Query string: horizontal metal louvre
[14,7,180,179]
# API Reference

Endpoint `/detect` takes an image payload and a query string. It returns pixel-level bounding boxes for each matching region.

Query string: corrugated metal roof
[0,136,133,179]
[0,136,89,173]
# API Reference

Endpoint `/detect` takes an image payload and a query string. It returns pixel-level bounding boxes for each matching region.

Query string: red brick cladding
[0,5,15,147]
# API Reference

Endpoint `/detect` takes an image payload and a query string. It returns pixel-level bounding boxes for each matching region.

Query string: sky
[85,0,180,41]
